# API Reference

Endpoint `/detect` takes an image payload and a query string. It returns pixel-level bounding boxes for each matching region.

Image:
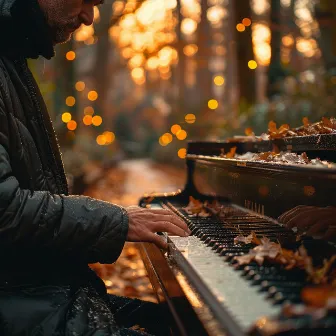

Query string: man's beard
[49,18,80,44]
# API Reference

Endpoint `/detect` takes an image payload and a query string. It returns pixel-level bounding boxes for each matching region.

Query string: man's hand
[278,205,336,241]
[126,206,191,249]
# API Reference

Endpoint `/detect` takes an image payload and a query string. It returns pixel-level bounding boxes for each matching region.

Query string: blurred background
[29,0,336,301]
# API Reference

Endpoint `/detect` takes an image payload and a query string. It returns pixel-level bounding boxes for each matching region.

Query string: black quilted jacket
[0,0,129,334]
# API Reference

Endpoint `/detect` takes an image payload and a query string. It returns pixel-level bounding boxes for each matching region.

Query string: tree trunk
[177,0,186,109]
[315,0,336,73]
[267,0,286,98]
[232,0,256,107]
[94,1,113,121]
[196,0,212,106]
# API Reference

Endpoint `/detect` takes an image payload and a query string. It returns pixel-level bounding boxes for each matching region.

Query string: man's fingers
[278,205,314,224]
[154,221,189,237]
[286,208,323,229]
[323,226,336,242]
[141,210,190,233]
[306,219,333,236]
[148,233,168,250]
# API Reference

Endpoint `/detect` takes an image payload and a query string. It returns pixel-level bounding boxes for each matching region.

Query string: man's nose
[79,3,94,26]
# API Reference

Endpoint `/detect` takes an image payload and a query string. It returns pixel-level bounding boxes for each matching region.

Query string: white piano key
[169,236,281,333]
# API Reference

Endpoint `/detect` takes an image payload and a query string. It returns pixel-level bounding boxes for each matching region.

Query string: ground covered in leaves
[85,159,185,302]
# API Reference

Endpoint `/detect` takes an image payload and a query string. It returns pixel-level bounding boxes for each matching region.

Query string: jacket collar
[0,0,54,59]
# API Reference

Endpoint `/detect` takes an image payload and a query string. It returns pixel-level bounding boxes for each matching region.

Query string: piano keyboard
[161,201,335,334]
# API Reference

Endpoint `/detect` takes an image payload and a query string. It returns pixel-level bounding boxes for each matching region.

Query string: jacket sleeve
[0,142,129,263]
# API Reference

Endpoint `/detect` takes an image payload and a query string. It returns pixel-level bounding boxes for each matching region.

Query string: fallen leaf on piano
[234,234,253,245]
[272,144,280,154]
[234,237,282,265]
[184,196,209,217]
[301,285,336,308]
[130,325,147,332]
[303,117,310,127]
[245,127,255,136]
[218,206,235,218]
[198,208,211,218]
[307,255,336,285]
[322,116,333,128]
[282,302,327,320]
[204,199,222,215]
[268,121,277,133]
[225,146,237,159]
[234,231,260,245]
[234,239,313,270]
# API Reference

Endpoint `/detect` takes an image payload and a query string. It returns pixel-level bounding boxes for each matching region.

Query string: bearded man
[0,0,190,334]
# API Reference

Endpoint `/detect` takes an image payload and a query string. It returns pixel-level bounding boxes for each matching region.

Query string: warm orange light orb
[208,99,219,110]
[88,91,98,101]
[66,51,76,61]
[161,133,173,145]
[84,106,95,115]
[242,18,252,26]
[176,130,187,140]
[75,81,85,91]
[67,120,77,131]
[103,131,115,144]
[92,115,103,126]
[159,137,168,146]
[171,124,181,135]
[248,60,258,69]
[236,23,245,32]
[61,112,72,123]
[185,114,196,124]
[83,115,93,126]
[66,96,76,107]
[96,135,107,145]
[214,76,225,86]
[178,148,187,159]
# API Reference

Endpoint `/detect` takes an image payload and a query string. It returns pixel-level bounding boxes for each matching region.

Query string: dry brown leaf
[303,117,310,127]
[225,147,237,159]
[268,121,277,133]
[301,286,336,308]
[245,127,254,136]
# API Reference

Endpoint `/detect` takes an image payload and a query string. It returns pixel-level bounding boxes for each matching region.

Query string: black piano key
[251,274,292,285]
[242,265,278,275]
[266,286,302,298]
[262,281,304,292]
[271,292,302,305]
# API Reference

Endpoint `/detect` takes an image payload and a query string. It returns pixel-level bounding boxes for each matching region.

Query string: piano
[138,134,336,336]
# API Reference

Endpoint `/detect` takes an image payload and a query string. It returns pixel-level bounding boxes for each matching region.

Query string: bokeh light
[176,130,187,140]
[185,114,196,124]
[75,81,86,91]
[103,131,116,144]
[88,91,98,101]
[66,51,76,61]
[208,99,219,110]
[178,148,187,159]
[83,115,93,126]
[67,120,77,131]
[92,115,103,126]
[171,124,181,134]
[84,106,95,115]
[248,60,258,69]
[62,112,72,123]
[96,135,107,145]
[236,23,245,32]
[242,18,252,26]
[214,76,225,86]
[66,96,76,107]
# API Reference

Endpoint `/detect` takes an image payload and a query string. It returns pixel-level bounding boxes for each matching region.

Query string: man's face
[37,0,103,44]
